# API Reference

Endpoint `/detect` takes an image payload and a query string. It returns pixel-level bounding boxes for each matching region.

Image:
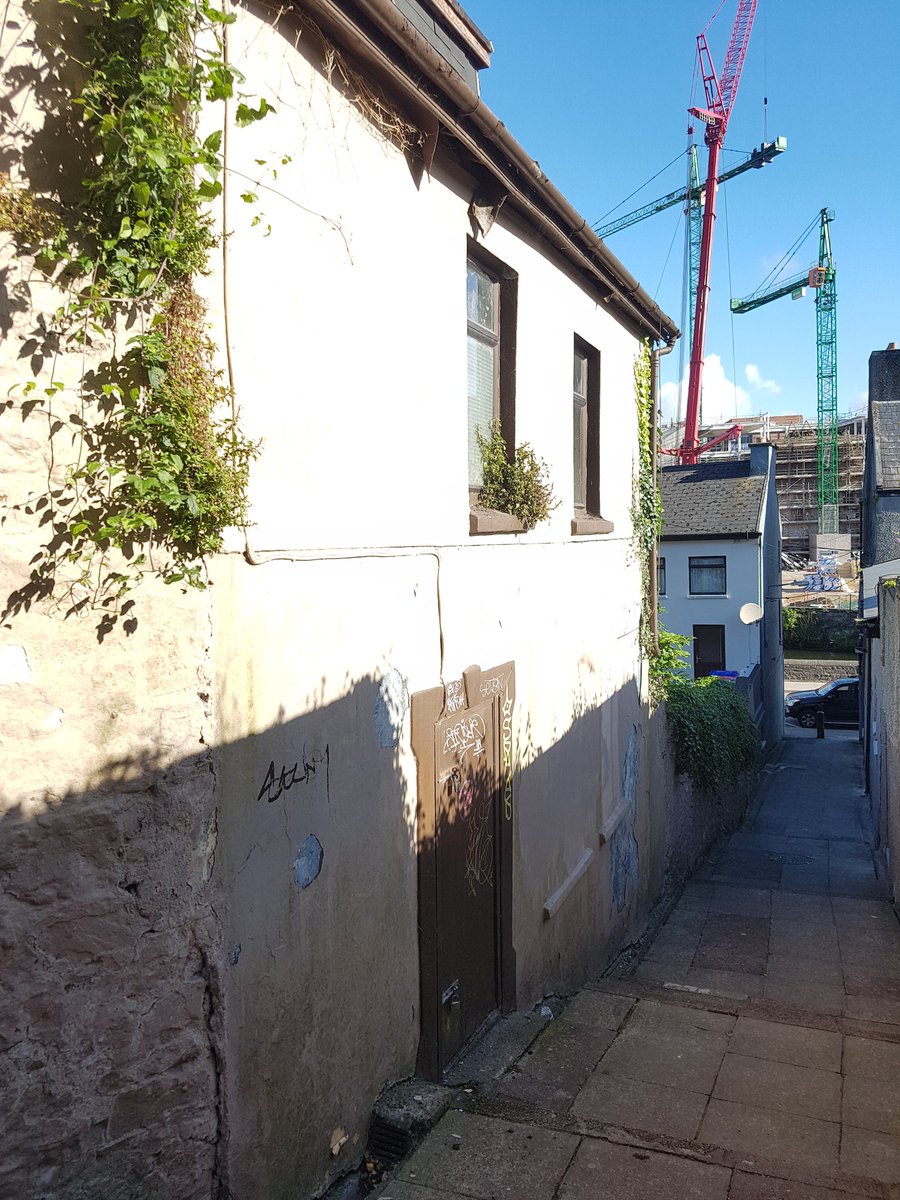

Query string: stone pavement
[376,732,900,1200]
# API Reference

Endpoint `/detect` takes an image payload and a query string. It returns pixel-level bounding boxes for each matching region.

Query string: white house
[0,1,683,1197]
[659,443,784,746]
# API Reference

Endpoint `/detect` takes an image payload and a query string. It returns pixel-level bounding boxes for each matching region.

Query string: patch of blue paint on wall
[374,669,409,748]
[294,835,324,889]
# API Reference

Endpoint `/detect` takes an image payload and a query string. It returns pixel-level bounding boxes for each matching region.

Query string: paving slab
[842,1034,900,1081]
[558,990,634,1031]
[684,966,767,999]
[841,1074,900,1137]
[840,1125,900,1183]
[395,1112,579,1200]
[627,999,735,1035]
[728,1173,870,1199]
[556,1136,731,1200]
[729,1017,842,1073]
[762,978,847,1016]
[698,1098,840,1170]
[499,1020,615,1107]
[770,893,836,926]
[571,1068,709,1140]
[713,1053,841,1122]
[764,955,845,987]
[843,993,900,1024]
[709,887,772,918]
[597,1020,728,1095]
[377,1186,470,1200]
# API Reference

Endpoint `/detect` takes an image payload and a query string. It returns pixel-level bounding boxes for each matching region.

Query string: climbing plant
[3,0,269,634]
[630,339,663,660]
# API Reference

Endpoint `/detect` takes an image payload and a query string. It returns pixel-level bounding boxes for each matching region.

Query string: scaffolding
[768,424,864,557]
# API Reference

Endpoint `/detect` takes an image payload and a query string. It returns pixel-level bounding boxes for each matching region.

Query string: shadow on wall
[0,672,414,1200]
[0,661,671,1200]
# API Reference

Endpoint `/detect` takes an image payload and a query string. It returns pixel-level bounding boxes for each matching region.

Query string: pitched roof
[660,460,765,539]
[872,401,900,491]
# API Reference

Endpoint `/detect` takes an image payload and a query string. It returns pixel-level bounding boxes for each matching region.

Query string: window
[693,624,726,677]
[689,555,726,595]
[571,336,611,535]
[573,349,587,508]
[467,243,518,534]
[657,556,667,597]
[467,259,499,489]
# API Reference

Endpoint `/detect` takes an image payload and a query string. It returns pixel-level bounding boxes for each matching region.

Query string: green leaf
[235,98,274,127]
[240,191,257,204]
[186,494,200,516]
[146,147,168,169]
[131,219,151,239]
[203,130,223,154]
[118,216,132,239]
[137,268,156,290]
[132,181,151,206]
[197,179,222,200]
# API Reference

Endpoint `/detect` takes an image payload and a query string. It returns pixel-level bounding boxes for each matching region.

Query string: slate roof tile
[660,460,765,538]
[873,401,900,491]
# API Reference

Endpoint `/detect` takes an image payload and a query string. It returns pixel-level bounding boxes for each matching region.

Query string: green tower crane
[730,208,838,532]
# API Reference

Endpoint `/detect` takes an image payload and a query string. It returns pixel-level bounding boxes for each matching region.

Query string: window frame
[467,240,519,535]
[571,335,612,536]
[689,554,727,596]
[657,555,667,597]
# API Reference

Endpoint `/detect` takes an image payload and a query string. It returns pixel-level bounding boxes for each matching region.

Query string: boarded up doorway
[411,663,516,1079]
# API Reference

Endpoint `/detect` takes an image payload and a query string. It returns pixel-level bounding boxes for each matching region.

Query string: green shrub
[649,621,691,705]
[782,606,827,650]
[666,677,760,793]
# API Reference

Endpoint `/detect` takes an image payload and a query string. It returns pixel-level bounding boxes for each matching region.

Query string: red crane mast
[680,0,757,464]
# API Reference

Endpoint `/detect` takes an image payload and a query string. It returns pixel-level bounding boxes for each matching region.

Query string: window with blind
[466,243,519,535]
[689,555,727,595]
[657,556,667,596]
[467,260,498,489]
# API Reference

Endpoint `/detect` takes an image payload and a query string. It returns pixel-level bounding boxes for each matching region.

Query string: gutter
[292,0,680,343]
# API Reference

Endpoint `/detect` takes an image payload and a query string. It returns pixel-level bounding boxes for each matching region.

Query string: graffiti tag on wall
[256,745,330,804]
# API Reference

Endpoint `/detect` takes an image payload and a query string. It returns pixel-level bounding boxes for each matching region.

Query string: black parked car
[784,677,859,728]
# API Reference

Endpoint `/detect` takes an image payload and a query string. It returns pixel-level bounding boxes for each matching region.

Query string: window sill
[571,514,614,536]
[470,506,525,536]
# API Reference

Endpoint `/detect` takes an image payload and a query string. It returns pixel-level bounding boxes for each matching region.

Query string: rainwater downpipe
[650,339,677,655]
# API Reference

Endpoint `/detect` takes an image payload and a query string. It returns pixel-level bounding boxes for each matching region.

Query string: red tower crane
[679,0,758,464]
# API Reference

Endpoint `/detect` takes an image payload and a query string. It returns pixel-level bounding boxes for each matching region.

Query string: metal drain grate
[765,852,816,865]
[368,1116,412,1164]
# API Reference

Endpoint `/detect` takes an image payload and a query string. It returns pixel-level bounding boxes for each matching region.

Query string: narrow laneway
[379,733,900,1198]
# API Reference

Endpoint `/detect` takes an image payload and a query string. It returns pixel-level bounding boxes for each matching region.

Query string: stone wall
[870,583,900,899]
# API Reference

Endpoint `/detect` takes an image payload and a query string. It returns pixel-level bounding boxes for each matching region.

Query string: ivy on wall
[3,0,269,635]
[630,340,658,637]
[665,677,760,792]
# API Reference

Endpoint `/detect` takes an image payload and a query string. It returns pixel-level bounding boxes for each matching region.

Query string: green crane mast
[730,208,838,531]
[594,136,785,376]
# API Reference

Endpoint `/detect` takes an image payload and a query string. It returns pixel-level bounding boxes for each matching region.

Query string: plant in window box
[476,420,559,532]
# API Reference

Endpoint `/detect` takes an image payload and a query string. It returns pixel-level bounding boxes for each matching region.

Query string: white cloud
[660,354,749,424]
[745,363,781,395]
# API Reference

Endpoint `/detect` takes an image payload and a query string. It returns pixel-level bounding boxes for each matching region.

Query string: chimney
[749,442,772,476]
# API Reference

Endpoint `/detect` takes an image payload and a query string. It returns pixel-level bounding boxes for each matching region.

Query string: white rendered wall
[659,538,763,677]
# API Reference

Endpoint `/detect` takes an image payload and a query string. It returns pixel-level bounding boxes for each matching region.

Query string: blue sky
[467,1,900,426]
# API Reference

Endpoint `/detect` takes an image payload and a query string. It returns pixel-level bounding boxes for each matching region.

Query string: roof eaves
[294,0,680,343]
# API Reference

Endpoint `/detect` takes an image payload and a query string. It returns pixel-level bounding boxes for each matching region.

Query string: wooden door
[411,663,516,1082]
[693,624,726,677]
[433,700,499,1069]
